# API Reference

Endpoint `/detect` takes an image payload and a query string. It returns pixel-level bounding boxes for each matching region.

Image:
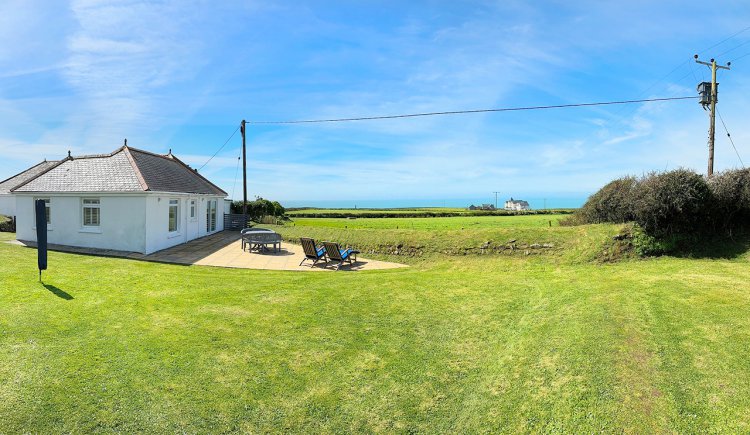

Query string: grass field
[268,215,611,260]
[289,214,565,230]
[287,207,469,215]
[2,218,750,432]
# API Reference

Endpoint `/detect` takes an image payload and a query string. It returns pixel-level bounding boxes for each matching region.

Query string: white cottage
[0,160,59,217]
[11,145,227,254]
[504,198,531,211]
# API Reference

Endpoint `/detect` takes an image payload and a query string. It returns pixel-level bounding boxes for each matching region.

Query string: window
[206,199,217,232]
[82,198,100,227]
[190,200,196,220]
[168,199,180,232]
[34,198,51,226]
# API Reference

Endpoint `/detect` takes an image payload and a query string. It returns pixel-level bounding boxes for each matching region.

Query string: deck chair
[299,237,327,267]
[322,241,358,270]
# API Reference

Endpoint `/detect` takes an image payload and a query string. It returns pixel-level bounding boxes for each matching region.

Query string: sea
[280,197,587,210]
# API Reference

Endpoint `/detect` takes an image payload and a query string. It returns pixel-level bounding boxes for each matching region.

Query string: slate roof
[0,160,59,194]
[12,146,227,196]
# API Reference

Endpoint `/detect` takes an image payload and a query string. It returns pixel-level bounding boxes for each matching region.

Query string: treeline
[229,198,286,221]
[288,210,573,219]
[563,168,750,252]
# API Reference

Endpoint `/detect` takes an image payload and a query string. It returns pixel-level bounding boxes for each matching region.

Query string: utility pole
[241,119,248,226]
[695,55,730,177]
[493,191,500,209]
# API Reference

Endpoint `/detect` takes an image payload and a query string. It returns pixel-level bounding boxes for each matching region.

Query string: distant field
[289,214,564,230]
[286,207,574,218]
[287,208,468,215]
[268,214,609,260]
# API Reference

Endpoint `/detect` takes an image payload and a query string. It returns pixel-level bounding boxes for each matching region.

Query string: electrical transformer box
[697,81,717,106]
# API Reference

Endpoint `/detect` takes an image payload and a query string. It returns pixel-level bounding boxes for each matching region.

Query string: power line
[717,38,750,57]
[230,154,241,199]
[246,96,697,125]
[716,109,745,168]
[698,25,750,55]
[197,124,241,170]
[730,50,750,63]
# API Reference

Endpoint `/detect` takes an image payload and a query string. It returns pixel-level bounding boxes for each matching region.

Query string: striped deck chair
[299,237,327,267]
[322,241,358,271]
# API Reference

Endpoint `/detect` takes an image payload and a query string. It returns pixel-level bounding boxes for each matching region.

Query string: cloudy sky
[2,0,750,207]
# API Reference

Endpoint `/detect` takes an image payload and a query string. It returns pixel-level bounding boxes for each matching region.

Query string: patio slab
[9,231,406,272]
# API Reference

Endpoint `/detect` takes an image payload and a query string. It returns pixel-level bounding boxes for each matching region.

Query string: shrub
[230,197,286,220]
[584,176,637,224]
[708,168,750,232]
[632,169,712,238]
[0,218,15,233]
[563,176,637,225]
[630,223,673,256]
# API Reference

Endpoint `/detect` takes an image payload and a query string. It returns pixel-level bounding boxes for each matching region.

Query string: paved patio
[10,231,406,272]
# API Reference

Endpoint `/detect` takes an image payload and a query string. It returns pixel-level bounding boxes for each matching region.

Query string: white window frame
[81,198,101,229]
[189,199,197,221]
[168,199,180,233]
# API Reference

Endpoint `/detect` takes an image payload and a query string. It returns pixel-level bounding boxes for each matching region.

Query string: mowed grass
[2,225,750,432]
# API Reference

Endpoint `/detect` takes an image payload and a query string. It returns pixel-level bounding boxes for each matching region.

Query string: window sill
[79,227,102,234]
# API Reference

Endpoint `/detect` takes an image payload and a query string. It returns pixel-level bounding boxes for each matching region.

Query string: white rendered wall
[144,194,225,254]
[15,194,147,253]
[15,193,226,255]
[0,194,15,217]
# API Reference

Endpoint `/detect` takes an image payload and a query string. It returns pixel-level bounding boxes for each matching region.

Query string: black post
[35,199,48,281]
[241,120,247,228]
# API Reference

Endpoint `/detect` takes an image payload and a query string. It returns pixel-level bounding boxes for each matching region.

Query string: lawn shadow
[670,234,750,260]
[42,283,74,300]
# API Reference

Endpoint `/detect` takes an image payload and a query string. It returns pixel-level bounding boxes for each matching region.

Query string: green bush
[0,218,15,233]
[577,176,637,224]
[630,224,672,257]
[632,169,712,238]
[230,197,286,220]
[708,168,750,232]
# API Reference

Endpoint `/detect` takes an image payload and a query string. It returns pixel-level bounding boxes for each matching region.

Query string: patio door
[187,198,199,240]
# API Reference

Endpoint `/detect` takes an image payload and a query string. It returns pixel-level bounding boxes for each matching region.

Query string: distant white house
[504,198,530,211]
[11,145,227,254]
[0,160,59,217]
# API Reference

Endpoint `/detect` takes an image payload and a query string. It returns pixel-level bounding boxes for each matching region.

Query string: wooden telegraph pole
[694,55,731,177]
[241,119,248,227]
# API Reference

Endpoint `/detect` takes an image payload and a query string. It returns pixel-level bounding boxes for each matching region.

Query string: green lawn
[2,224,750,432]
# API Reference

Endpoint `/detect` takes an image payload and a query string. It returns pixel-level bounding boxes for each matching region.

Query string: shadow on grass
[670,234,750,260]
[42,283,74,300]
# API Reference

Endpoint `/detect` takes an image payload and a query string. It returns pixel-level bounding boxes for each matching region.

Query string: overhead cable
[246,96,697,125]
[197,124,241,170]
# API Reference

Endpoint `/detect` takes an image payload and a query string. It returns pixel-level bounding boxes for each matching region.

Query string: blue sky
[2,1,750,207]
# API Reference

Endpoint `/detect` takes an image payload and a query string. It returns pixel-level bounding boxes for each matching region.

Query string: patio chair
[322,241,359,271]
[299,237,327,267]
